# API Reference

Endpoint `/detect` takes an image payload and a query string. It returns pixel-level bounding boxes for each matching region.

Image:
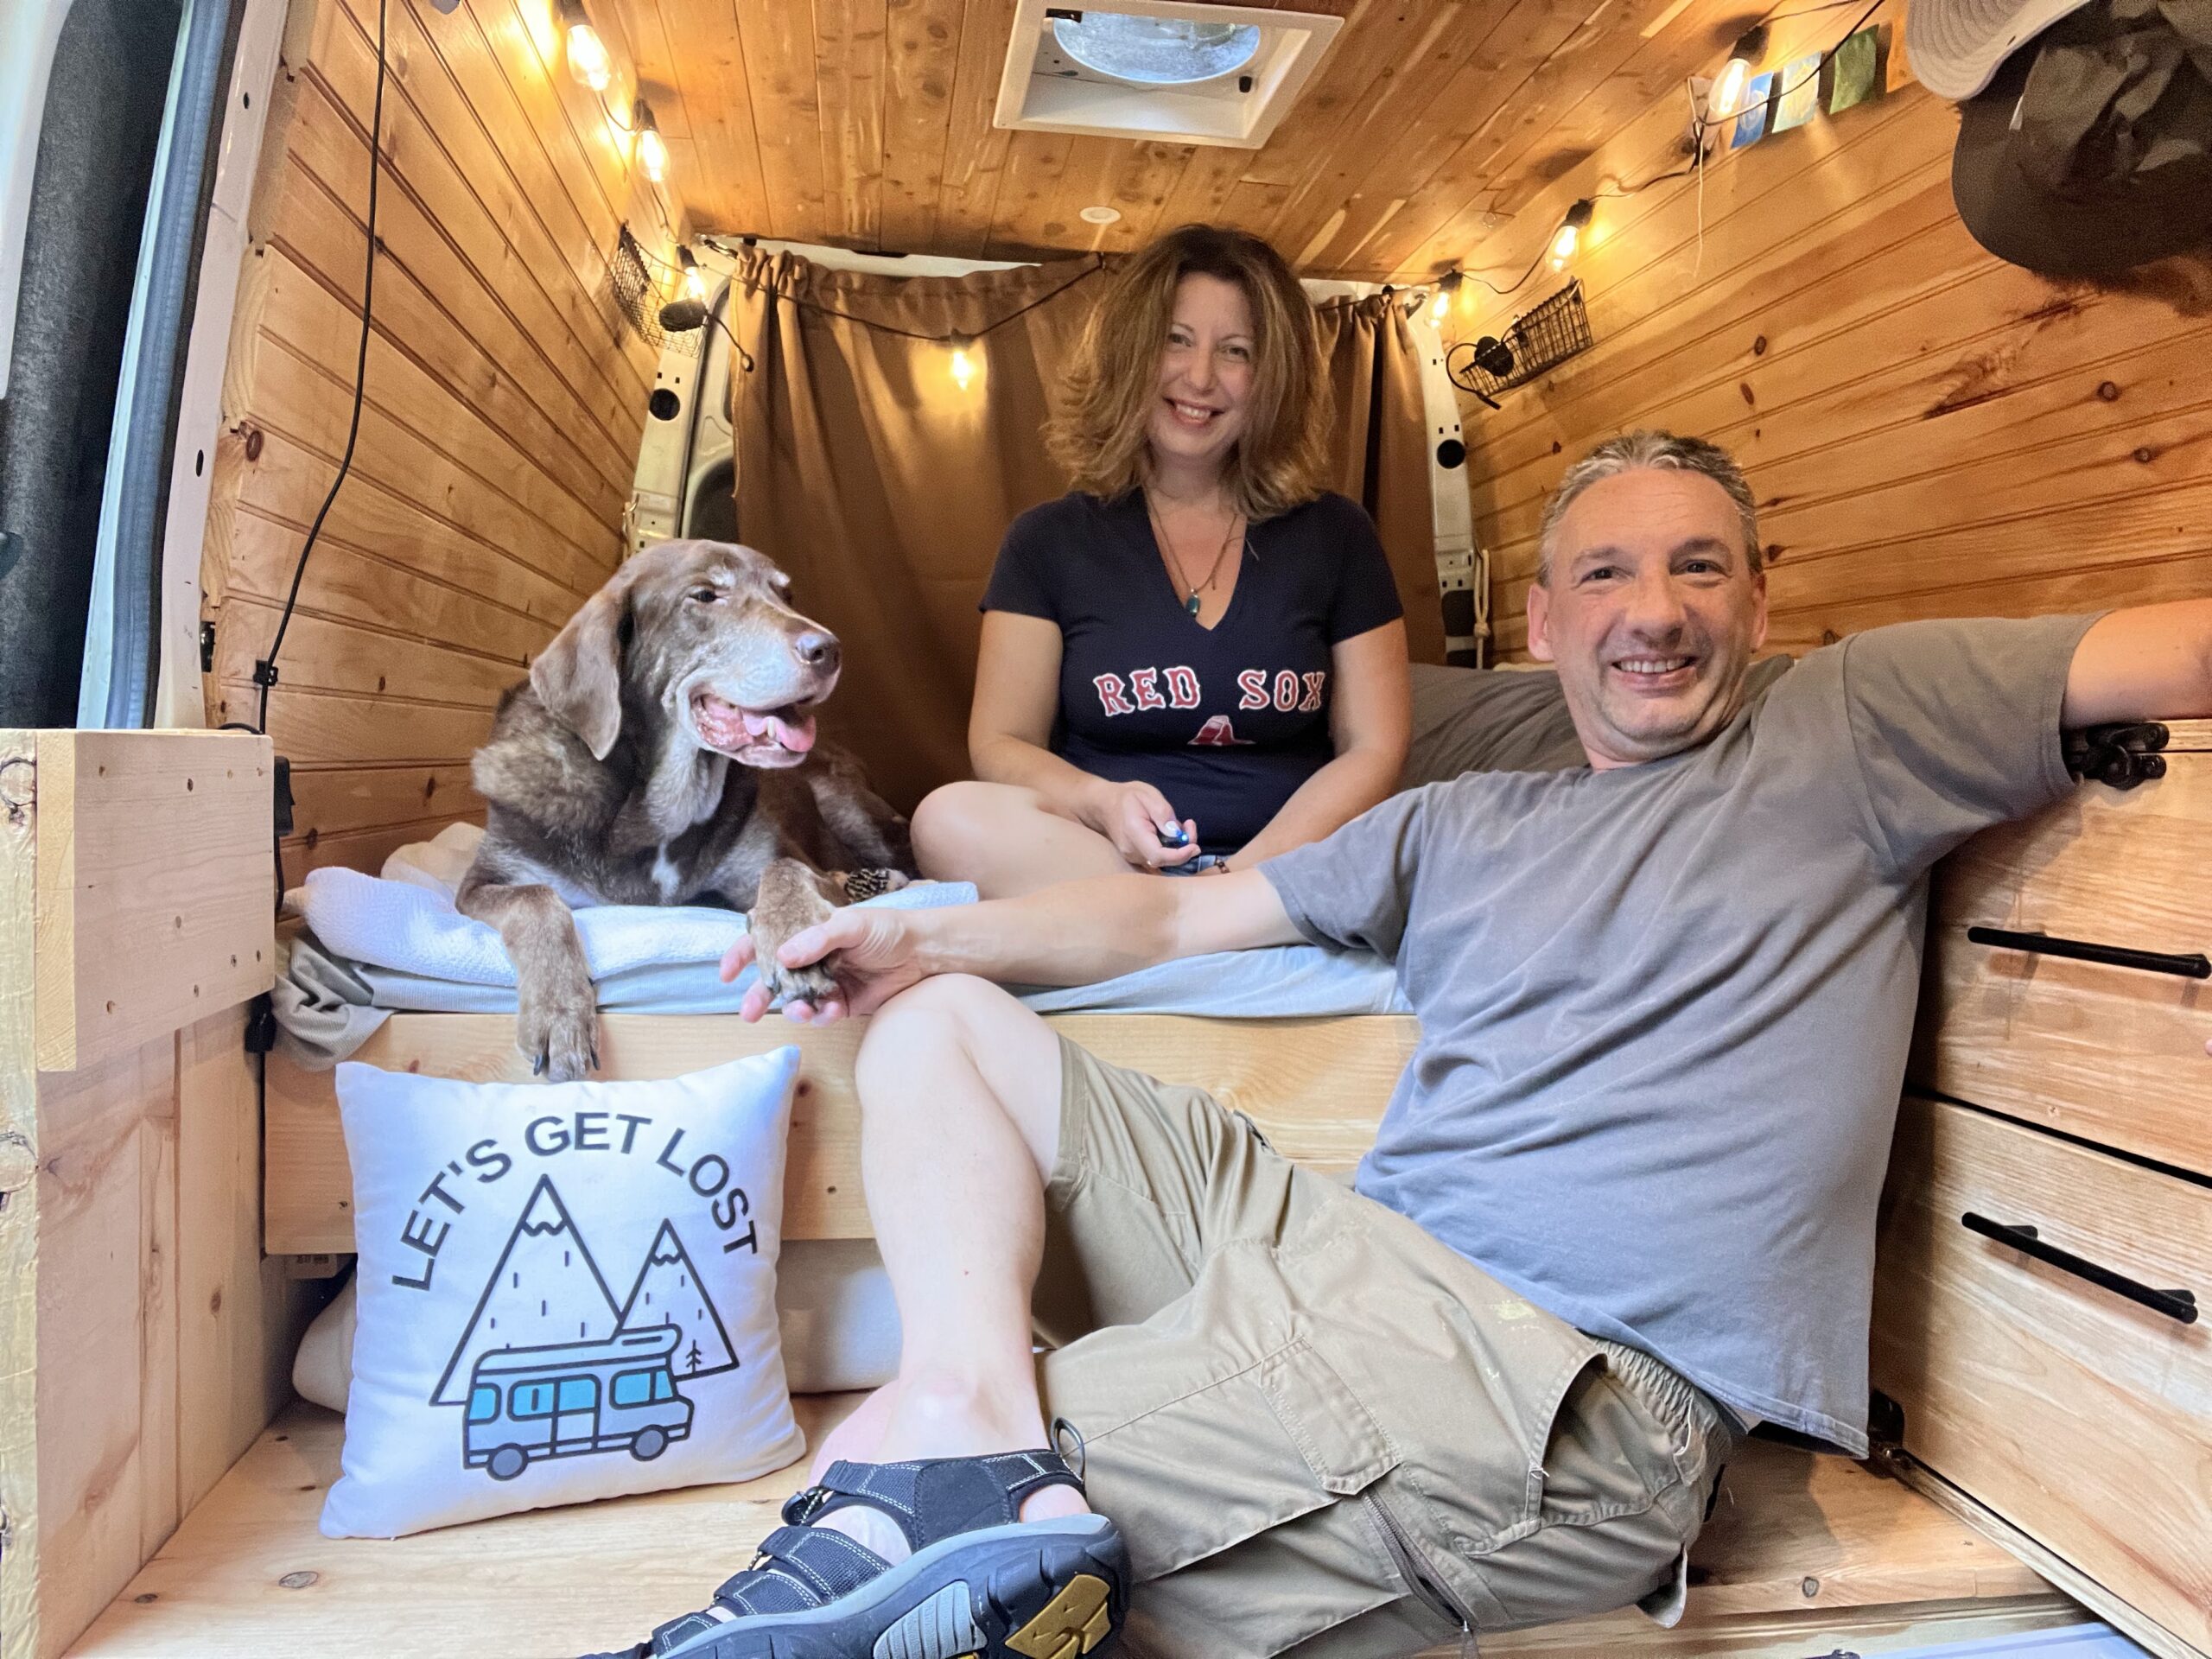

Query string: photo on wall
[1732,71,1779,146]
[1773,54,1824,130]
[1828,25,1887,113]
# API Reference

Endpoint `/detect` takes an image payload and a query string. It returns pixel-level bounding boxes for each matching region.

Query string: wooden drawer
[1872,1095,2212,1658]
[1913,721,2212,1179]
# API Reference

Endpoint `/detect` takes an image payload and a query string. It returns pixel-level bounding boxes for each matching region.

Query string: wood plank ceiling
[596,0,1778,281]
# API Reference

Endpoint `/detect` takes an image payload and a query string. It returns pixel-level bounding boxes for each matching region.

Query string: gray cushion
[1401,658,1798,789]
[1402,665,1585,787]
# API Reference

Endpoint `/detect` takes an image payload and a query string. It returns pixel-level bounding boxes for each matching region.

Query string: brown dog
[459,539,914,1080]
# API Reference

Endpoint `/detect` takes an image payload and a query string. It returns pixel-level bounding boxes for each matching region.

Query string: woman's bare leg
[791,976,1089,1567]
[912,781,1131,898]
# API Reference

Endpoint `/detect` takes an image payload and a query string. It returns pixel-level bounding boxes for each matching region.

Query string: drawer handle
[1961,1212,2201,1325]
[1966,925,2210,981]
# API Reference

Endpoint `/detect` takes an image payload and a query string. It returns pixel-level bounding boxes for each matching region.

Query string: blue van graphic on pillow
[432,1176,737,1480]
[464,1325,695,1480]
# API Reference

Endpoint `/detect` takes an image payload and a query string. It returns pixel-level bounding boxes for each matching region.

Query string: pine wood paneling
[200,0,658,861]
[592,0,1921,288]
[1454,55,2212,654]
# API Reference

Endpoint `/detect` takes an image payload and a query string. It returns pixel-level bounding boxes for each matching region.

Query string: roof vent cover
[995,3,1342,149]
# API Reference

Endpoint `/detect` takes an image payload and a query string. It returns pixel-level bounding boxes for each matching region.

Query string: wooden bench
[69,1015,2082,1656]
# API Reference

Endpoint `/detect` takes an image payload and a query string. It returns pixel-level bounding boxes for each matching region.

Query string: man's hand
[719,905,930,1026]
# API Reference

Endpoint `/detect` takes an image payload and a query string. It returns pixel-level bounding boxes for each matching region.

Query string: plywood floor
[70,1395,2081,1658]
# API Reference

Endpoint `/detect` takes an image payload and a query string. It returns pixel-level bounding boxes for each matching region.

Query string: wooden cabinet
[1874,1097,2210,1655]
[1880,719,2212,1659]
[1914,721,2211,1178]
[0,732,297,1659]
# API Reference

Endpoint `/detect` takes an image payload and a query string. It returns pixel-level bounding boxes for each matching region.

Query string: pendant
[1185,590,1202,617]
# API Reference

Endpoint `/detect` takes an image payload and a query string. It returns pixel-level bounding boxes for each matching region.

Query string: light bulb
[1710,25,1767,119]
[949,339,976,392]
[678,245,707,304]
[1427,270,1461,324]
[634,101,667,183]
[563,4,611,92]
[1550,200,1594,272]
[1710,57,1750,119]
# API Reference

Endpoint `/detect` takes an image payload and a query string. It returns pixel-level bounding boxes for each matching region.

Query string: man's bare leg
[804,975,1090,1564]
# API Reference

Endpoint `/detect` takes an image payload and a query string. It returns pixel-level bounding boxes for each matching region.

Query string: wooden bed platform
[69,1390,2079,1658]
[76,1008,2082,1657]
[261,1011,1428,1254]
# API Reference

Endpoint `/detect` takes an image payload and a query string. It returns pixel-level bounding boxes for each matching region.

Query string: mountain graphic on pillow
[428,1175,737,1482]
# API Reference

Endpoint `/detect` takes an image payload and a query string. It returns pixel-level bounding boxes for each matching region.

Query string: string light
[558,0,611,92]
[1549,200,1594,270]
[677,244,708,304]
[634,99,667,183]
[1709,24,1769,119]
[1428,270,1463,323]
[949,335,977,392]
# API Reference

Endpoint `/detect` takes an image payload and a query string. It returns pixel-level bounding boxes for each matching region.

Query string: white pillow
[324,1052,807,1538]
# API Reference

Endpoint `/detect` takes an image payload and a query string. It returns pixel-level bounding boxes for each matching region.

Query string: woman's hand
[1080,779,1201,871]
[719,905,930,1025]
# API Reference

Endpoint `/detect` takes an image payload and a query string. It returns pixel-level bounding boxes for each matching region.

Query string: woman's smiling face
[1148,273,1255,479]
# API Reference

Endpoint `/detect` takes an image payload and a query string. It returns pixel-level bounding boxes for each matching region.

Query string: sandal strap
[709,1523,893,1618]
[790,1443,1086,1554]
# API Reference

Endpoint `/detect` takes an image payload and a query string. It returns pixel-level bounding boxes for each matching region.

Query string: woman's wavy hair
[1048,225,1331,523]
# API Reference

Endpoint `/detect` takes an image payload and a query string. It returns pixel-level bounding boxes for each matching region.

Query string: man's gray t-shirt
[1261,615,2097,1453]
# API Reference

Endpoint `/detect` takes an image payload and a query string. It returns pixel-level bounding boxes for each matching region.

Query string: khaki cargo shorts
[1032,1039,1736,1659]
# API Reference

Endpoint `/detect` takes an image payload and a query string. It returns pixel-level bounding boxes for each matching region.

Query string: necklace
[1144,489,1243,618]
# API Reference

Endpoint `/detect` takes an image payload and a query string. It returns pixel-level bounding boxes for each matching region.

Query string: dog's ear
[531,574,632,760]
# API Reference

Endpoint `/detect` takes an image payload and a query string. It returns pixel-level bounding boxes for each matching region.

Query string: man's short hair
[1535,430,1762,585]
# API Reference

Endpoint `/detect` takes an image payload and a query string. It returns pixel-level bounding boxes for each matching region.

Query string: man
[593,432,2212,1659]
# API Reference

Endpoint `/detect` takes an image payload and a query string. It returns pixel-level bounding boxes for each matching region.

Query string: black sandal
[582,1433,1128,1659]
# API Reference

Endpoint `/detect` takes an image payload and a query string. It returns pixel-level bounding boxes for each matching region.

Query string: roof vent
[995,3,1343,149]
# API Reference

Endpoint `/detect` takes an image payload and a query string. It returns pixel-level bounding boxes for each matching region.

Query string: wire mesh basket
[611,226,667,348]
[1447,279,1592,404]
[612,226,700,357]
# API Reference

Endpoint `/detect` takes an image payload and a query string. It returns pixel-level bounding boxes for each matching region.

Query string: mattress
[273,823,1405,1067]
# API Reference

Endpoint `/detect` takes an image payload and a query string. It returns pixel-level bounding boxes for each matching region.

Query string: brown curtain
[1314,296,1446,667]
[729,250,1445,813]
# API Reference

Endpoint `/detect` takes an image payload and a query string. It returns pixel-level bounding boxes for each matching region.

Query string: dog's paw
[757,952,842,1010]
[841,868,912,900]
[517,983,599,1083]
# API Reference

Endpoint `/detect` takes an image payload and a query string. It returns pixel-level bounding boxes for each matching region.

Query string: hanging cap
[1907,0,2102,97]
[1950,1,2212,276]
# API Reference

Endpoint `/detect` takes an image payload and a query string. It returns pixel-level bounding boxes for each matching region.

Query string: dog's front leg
[456,877,598,1081]
[747,858,844,1009]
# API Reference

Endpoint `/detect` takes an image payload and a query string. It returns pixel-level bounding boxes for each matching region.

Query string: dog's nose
[793,630,839,671]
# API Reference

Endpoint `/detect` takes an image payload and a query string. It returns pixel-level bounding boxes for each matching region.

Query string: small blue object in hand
[1157,822,1191,849]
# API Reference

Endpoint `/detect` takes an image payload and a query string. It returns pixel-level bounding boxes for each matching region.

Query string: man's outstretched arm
[2064,600,2212,726]
[721,868,1306,1023]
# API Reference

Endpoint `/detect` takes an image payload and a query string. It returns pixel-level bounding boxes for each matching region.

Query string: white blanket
[278,824,1405,1069]
[296,823,976,984]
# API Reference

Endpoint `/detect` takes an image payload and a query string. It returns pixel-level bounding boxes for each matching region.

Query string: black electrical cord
[255,0,387,734]
[248,0,386,916]
[1766,0,1888,104]
[1458,238,1555,301]
[722,251,1109,343]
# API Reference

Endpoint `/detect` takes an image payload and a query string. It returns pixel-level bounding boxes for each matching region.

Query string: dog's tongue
[742,707,817,753]
[696,693,815,754]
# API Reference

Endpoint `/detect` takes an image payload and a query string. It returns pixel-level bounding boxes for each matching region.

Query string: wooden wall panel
[1455,55,2212,657]
[200,0,664,879]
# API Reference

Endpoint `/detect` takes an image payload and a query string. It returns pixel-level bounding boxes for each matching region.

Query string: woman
[913,225,1411,898]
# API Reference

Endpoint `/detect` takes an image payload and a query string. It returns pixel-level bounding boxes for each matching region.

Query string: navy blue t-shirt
[980,489,1403,854]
